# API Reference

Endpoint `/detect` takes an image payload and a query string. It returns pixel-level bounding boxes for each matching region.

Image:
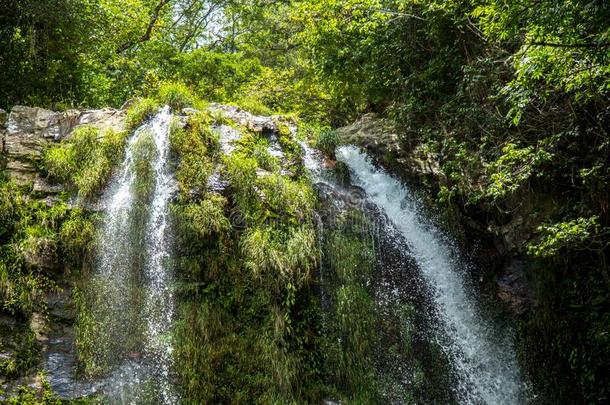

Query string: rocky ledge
[1,106,125,193]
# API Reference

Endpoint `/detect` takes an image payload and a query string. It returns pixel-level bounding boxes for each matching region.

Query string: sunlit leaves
[527,216,604,258]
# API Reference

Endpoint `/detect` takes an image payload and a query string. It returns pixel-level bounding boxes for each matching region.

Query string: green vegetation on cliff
[169,110,323,402]
[2,0,610,402]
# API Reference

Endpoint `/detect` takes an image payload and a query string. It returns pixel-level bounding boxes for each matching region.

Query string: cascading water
[334,145,527,404]
[90,106,177,404]
[141,106,177,404]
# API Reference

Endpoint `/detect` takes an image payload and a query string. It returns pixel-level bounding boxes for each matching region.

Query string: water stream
[90,106,177,403]
[334,145,527,404]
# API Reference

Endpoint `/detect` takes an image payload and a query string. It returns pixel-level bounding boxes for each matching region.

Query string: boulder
[208,103,287,135]
[181,107,199,115]
[76,108,125,133]
[337,113,401,155]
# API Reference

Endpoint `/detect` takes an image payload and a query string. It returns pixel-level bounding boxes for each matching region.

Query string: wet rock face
[0,109,7,128]
[336,113,443,185]
[497,259,536,315]
[1,106,125,188]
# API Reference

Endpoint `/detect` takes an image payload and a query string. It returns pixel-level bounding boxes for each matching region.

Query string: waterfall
[91,106,177,403]
[334,145,526,404]
[141,106,176,404]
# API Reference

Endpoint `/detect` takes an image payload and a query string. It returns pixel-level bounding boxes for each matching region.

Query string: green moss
[319,220,380,402]
[73,277,146,377]
[0,374,60,404]
[171,114,324,403]
[131,129,158,201]
[175,194,231,240]
[0,324,40,379]
[0,180,69,315]
[169,114,218,198]
[59,209,96,270]
[73,284,109,376]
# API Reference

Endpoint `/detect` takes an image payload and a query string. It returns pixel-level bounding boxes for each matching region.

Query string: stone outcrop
[207,103,296,135]
[1,106,125,188]
[337,113,443,186]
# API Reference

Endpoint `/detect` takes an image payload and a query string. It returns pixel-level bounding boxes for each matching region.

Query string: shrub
[125,97,159,131]
[233,96,273,116]
[157,81,196,111]
[314,128,340,158]
[44,126,128,199]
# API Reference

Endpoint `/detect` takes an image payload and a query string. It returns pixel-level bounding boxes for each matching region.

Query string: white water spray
[141,106,177,404]
[335,145,526,404]
[94,106,177,404]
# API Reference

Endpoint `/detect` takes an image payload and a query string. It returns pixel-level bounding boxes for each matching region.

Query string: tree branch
[528,41,610,49]
[116,0,172,54]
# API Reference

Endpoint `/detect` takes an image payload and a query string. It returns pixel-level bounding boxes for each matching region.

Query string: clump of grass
[59,209,96,270]
[170,114,218,198]
[131,129,158,201]
[157,81,196,111]
[314,128,340,158]
[252,142,280,172]
[125,97,159,131]
[45,126,128,199]
[233,96,273,116]
[176,194,231,240]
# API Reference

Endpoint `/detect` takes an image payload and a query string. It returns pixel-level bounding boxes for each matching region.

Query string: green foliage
[527,216,604,258]
[125,98,160,132]
[73,285,108,377]
[231,97,273,116]
[1,0,609,401]
[59,209,96,269]
[174,50,263,102]
[156,81,196,111]
[0,180,70,315]
[0,324,40,379]
[314,128,340,158]
[177,195,231,240]
[480,143,553,203]
[131,130,158,201]
[321,226,379,401]
[45,126,128,199]
[0,374,61,404]
[73,275,146,378]
[171,113,324,402]
[169,113,218,198]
